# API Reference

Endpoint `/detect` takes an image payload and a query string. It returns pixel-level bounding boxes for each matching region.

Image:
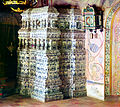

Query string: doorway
[111,8,120,95]
[105,1,120,96]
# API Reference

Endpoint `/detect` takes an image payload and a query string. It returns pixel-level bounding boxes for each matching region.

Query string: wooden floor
[0,94,120,107]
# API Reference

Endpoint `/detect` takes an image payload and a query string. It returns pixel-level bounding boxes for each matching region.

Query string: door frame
[105,1,120,96]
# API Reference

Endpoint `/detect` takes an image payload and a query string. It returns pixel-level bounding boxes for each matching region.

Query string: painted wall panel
[86,30,105,100]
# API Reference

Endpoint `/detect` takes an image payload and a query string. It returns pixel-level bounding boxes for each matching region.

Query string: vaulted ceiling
[0,0,119,12]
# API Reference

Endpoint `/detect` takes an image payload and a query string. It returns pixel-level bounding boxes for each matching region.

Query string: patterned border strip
[105,1,120,96]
